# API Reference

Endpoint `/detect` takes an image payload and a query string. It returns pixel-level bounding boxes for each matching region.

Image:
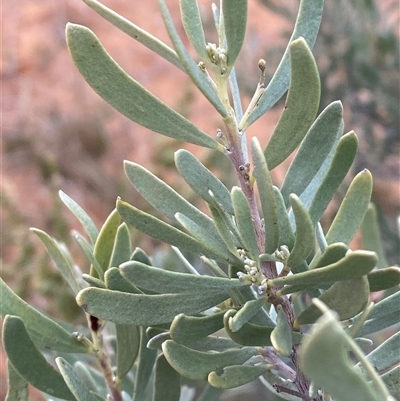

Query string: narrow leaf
[241,0,324,129]
[264,37,320,170]
[180,0,208,59]
[251,138,279,253]
[110,223,131,268]
[308,131,358,225]
[367,267,400,292]
[157,0,228,117]
[273,187,295,250]
[59,190,99,244]
[175,149,234,215]
[0,279,88,354]
[270,250,377,287]
[6,360,29,401]
[105,267,142,294]
[380,366,400,397]
[286,194,314,269]
[131,247,152,265]
[231,187,260,261]
[228,297,266,332]
[208,364,269,389]
[76,287,230,325]
[74,234,103,278]
[66,23,219,149]
[30,228,81,294]
[162,340,258,380]
[116,324,140,381]
[56,358,102,401]
[124,161,220,240]
[121,261,246,294]
[270,305,292,356]
[281,101,343,205]
[222,0,247,68]
[311,242,348,270]
[3,316,76,401]
[153,354,181,401]
[91,208,120,277]
[133,327,158,401]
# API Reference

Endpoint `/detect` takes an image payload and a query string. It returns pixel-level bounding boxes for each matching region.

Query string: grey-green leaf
[280,101,343,205]
[56,358,103,401]
[208,364,269,389]
[30,228,81,294]
[231,187,260,261]
[3,316,76,401]
[263,37,320,170]
[157,0,228,117]
[153,354,181,401]
[0,279,88,354]
[270,250,377,287]
[251,138,279,253]
[162,340,258,380]
[175,149,234,215]
[105,267,142,294]
[180,0,208,59]
[270,305,292,356]
[66,23,219,149]
[380,366,400,397]
[76,287,230,325]
[5,360,29,401]
[241,0,324,129]
[59,190,99,245]
[222,0,247,68]
[367,267,400,292]
[124,161,220,240]
[308,131,358,226]
[228,297,266,332]
[110,223,131,268]
[286,194,314,269]
[121,261,246,294]
[273,187,295,250]
[116,324,140,381]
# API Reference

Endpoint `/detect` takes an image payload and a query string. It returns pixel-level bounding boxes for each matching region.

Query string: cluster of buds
[274,245,290,264]
[236,249,266,287]
[206,42,228,74]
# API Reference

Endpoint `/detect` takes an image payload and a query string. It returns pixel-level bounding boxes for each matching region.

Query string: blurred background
[1,0,399,399]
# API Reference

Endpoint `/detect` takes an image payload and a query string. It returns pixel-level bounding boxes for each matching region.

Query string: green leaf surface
[231,187,260,261]
[81,0,183,70]
[308,131,358,225]
[105,267,142,294]
[228,297,266,332]
[133,327,158,401]
[3,316,76,401]
[208,364,269,389]
[175,149,234,215]
[295,277,370,326]
[286,195,314,269]
[241,0,324,129]
[280,101,343,205]
[264,37,320,170]
[76,287,230,325]
[162,340,258,380]
[189,336,238,353]
[170,312,226,345]
[124,161,220,240]
[0,279,88,354]
[153,354,181,401]
[157,0,228,117]
[30,228,81,294]
[222,0,247,67]
[180,0,207,59]
[367,267,400,291]
[74,234,103,279]
[56,358,102,401]
[5,360,29,401]
[251,138,279,253]
[59,190,99,244]
[273,187,295,250]
[270,250,377,287]
[66,24,219,149]
[110,223,131,268]
[310,242,348,270]
[121,261,246,294]
[92,208,120,277]
[270,305,292,356]
[380,366,400,397]
[82,274,105,288]
[72,362,99,394]
[131,247,152,265]
[299,309,381,401]
[117,199,224,260]
[116,324,140,381]
[326,169,373,244]
[361,203,388,268]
